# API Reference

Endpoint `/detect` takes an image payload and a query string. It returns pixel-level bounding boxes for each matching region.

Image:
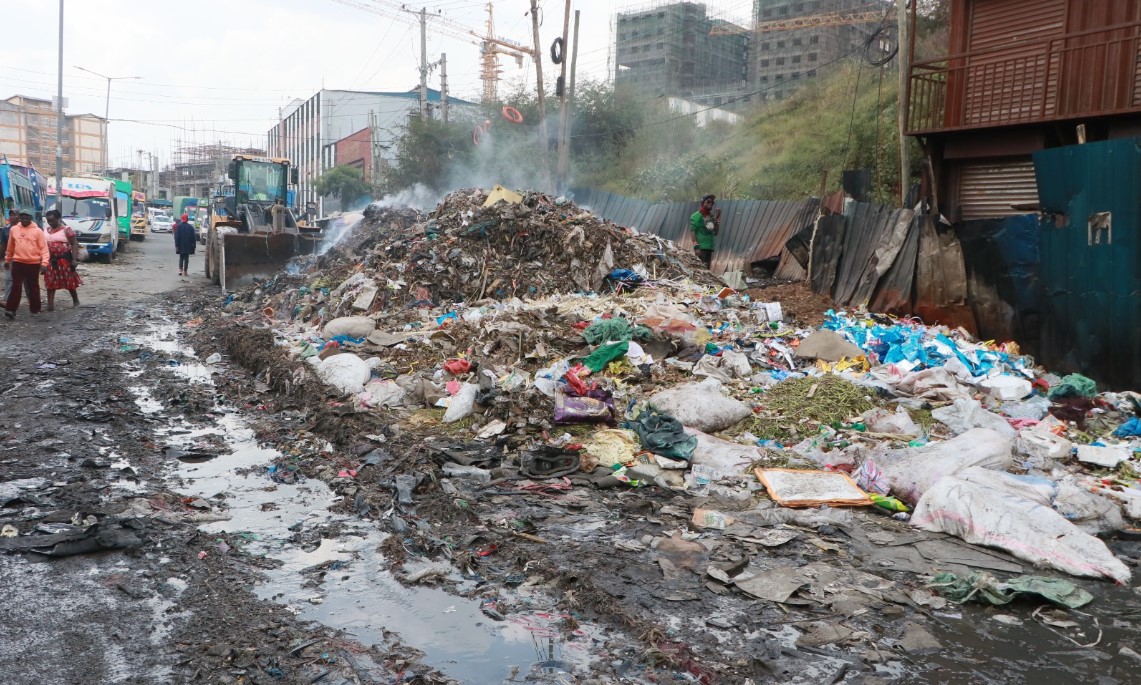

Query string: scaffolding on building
[613,1,751,103]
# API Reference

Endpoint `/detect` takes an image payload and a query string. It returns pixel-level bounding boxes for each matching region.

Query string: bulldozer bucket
[219,232,321,291]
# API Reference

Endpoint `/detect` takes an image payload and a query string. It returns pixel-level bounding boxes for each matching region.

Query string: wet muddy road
[3,237,1141,684]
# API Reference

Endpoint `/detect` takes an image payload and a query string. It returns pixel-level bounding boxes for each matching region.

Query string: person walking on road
[3,210,48,319]
[174,213,196,277]
[690,194,720,269]
[43,210,82,311]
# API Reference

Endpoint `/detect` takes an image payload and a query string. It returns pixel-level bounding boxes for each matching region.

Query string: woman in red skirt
[43,209,82,310]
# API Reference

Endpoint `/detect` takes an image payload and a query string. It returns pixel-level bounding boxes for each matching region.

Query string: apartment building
[0,95,105,177]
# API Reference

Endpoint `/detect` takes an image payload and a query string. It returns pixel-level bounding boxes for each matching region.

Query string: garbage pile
[212,187,1141,599]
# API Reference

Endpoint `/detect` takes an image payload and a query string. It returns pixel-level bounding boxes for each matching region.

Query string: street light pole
[54,0,63,209]
[74,66,140,175]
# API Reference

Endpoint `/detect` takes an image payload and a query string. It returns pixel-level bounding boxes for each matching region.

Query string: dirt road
[0,240,415,684]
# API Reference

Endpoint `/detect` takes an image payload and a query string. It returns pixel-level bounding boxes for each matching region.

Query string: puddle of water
[126,321,611,683]
[129,324,196,357]
[130,386,164,414]
[173,363,213,384]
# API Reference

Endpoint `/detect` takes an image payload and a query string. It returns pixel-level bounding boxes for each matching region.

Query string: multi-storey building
[267,88,473,214]
[751,0,886,102]
[0,95,105,177]
[614,2,749,108]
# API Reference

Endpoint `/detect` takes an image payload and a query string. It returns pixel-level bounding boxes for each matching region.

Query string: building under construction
[614,2,750,107]
[750,0,888,102]
[613,1,889,108]
[161,143,265,200]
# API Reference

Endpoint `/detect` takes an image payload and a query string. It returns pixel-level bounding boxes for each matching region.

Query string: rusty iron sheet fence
[572,188,817,281]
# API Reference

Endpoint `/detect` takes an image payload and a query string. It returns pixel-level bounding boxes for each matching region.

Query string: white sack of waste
[316,353,372,394]
[443,383,479,423]
[687,429,762,481]
[872,428,1013,504]
[912,473,1131,584]
[323,316,377,339]
[649,378,752,433]
[358,379,407,408]
[931,398,1017,437]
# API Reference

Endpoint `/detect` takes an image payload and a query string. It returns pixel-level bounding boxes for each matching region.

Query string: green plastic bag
[582,318,651,346]
[928,572,1093,609]
[1048,373,1097,399]
[626,410,697,462]
[583,341,629,373]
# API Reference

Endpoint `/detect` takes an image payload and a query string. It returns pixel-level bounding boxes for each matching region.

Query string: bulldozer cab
[205,155,321,291]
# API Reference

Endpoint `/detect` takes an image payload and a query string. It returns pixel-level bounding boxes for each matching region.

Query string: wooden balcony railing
[906,19,1141,134]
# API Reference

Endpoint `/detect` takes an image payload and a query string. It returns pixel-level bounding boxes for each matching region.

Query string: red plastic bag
[444,359,472,375]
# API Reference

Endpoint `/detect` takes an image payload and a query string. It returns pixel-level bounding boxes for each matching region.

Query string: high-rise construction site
[748,0,888,102]
[614,2,750,108]
[161,142,265,200]
[613,1,889,108]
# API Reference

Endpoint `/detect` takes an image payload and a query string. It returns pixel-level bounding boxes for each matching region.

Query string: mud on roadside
[0,297,439,685]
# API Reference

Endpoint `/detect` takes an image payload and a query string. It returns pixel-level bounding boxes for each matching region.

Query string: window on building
[777,40,785,48]
[810,36,819,44]
[792,55,801,63]
[776,74,784,81]
[761,42,770,50]
[807,70,817,77]
[760,59,770,67]
[779,6,788,15]
[762,9,773,17]
[808,52,817,61]
[792,72,800,79]
[760,76,769,82]
[774,57,783,65]
[793,38,802,46]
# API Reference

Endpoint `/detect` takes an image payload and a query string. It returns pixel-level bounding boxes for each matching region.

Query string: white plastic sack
[1054,480,1125,535]
[893,367,973,402]
[872,428,1013,504]
[358,379,407,408]
[863,406,920,436]
[1015,425,1072,467]
[720,351,753,379]
[315,353,372,394]
[931,398,1016,437]
[692,355,732,382]
[324,316,376,339]
[649,378,752,433]
[443,383,478,423]
[912,474,1131,584]
[686,429,761,481]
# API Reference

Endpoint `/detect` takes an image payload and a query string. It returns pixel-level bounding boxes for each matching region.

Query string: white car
[151,215,173,233]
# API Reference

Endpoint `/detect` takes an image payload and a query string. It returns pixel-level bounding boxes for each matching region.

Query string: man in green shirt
[690,193,719,268]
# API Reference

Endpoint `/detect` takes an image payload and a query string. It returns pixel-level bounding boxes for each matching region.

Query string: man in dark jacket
[173,214,196,277]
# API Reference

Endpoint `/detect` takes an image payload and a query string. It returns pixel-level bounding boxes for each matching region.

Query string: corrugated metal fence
[572,187,819,283]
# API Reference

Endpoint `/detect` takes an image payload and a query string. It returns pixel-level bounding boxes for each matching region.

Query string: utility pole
[555,0,571,190]
[54,0,64,208]
[419,7,428,118]
[562,11,581,189]
[440,53,449,124]
[529,0,551,189]
[898,0,912,206]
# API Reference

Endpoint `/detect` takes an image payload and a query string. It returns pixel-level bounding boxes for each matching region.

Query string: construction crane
[329,0,533,102]
[710,8,891,36]
[478,3,533,103]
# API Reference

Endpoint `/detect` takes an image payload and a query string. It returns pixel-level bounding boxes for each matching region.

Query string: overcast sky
[1,0,756,170]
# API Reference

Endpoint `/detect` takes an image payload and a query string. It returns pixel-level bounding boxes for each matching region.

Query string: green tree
[314,165,371,203]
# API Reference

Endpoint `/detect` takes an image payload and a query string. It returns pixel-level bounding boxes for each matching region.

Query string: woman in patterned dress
[43,209,82,311]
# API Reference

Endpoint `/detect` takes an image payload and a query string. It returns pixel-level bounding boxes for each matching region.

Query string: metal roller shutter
[959,157,1040,220]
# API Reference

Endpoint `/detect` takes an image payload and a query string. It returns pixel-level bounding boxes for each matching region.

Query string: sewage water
[132,323,603,682]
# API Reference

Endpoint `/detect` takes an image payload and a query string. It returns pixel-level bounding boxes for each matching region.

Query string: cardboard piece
[755,468,873,508]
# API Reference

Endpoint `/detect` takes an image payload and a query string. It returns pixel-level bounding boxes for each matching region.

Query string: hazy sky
[1,0,756,169]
